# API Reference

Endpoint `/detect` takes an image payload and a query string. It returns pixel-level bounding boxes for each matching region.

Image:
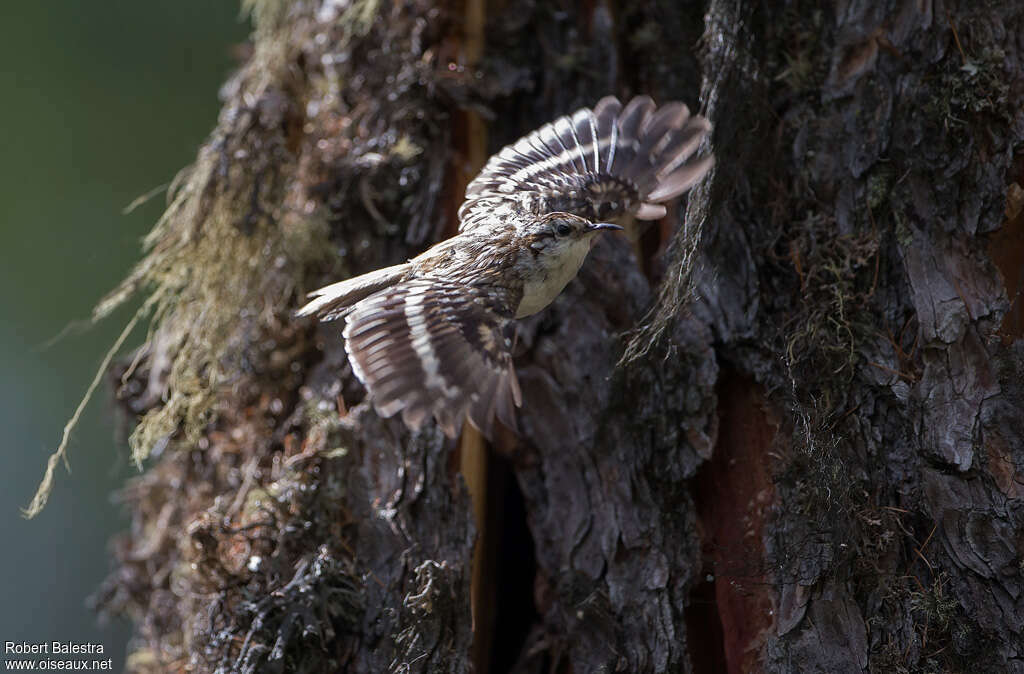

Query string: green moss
[866,165,894,212]
[923,40,1014,142]
[767,5,827,95]
[784,213,880,383]
[893,208,913,249]
[241,0,292,34]
[87,0,465,666]
[947,46,1011,117]
[909,574,959,633]
[341,0,382,41]
[869,573,1000,673]
[27,0,329,514]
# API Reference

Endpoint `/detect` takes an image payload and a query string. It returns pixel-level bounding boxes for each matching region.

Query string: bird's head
[520,212,622,258]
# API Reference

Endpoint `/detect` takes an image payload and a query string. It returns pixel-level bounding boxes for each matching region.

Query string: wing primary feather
[527,125,563,174]
[594,95,623,174]
[605,121,618,174]
[593,95,622,119]
[588,112,601,173]
[643,103,689,145]
[468,373,500,438]
[653,118,712,178]
[611,97,653,177]
[552,116,584,175]
[338,280,519,438]
[568,110,591,174]
[618,96,655,144]
[540,123,572,173]
[647,155,715,201]
[635,203,668,220]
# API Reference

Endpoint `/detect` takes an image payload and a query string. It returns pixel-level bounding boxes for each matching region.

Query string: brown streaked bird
[298,95,714,438]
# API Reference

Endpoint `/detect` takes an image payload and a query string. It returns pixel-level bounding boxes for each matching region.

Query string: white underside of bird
[515,235,595,317]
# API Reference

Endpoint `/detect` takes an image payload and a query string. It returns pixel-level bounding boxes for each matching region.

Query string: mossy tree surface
[91,0,1024,672]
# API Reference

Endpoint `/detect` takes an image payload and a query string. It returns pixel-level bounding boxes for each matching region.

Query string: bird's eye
[555,222,572,236]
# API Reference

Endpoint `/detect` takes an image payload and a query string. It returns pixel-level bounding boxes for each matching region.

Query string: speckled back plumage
[298,96,713,437]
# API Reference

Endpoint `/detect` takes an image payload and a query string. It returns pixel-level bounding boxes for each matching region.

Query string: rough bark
[690,2,1024,672]
[94,1,1024,673]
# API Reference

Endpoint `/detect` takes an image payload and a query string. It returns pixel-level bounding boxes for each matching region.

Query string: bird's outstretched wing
[458,95,713,232]
[342,278,521,439]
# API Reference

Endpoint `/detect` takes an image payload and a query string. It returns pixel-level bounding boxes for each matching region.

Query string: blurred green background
[0,2,247,664]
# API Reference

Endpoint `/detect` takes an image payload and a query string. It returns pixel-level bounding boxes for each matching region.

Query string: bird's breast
[514,239,592,318]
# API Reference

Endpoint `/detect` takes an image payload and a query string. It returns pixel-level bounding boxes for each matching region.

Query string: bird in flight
[298,95,713,438]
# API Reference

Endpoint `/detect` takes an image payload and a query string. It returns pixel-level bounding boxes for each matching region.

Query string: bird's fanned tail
[296,262,412,321]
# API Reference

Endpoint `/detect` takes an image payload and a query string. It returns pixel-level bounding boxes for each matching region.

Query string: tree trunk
[95,1,1024,672]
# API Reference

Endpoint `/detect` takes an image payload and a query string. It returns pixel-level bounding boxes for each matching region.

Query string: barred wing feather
[459,95,713,231]
[342,279,521,439]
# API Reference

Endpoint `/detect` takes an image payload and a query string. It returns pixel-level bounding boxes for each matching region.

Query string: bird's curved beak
[586,222,624,233]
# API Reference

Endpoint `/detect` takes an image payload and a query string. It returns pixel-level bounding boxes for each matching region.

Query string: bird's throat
[515,238,592,317]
